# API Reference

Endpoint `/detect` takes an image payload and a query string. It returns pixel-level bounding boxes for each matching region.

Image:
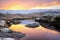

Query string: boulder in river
[25,23,40,28]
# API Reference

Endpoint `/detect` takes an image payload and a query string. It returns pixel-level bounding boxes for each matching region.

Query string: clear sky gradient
[0,0,60,10]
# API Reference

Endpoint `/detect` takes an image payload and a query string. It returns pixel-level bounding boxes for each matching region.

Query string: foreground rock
[35,15,60,32]
[0,27,25,40]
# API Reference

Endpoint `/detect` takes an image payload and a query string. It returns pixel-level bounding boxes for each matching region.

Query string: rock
[0,27,12,33]
[0,32,25,39]
[35,16,60,32]
[0,20,6,27]
[12,20,21,24]
[12,32,25,38]
[5,20,13,27]
[25,23,39,28]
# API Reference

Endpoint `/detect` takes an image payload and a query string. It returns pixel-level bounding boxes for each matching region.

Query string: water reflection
[20,20,36,24]
[9,20,60,40]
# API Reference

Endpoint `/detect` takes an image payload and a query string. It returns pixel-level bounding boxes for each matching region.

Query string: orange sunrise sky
[0,0,60,10]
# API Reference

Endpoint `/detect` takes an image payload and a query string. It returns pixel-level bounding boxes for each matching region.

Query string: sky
[0,0,60,10]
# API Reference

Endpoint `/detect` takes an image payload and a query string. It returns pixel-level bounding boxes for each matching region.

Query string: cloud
[0,0,60,10]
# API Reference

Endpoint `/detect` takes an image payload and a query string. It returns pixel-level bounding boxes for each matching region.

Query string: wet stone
[0,27,12,33]
[26,23,40,28]
[0,28,25,38]
[0,32,25,38]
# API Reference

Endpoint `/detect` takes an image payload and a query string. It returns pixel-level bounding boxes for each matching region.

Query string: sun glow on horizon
[31,6,60,10]
[1,5,60,10]
[5,4,30,10]
[0,0,60,10]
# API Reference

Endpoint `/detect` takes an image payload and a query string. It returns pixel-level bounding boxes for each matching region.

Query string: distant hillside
[0,13,5,17]
[0,9,60,20]
[0,12,45,20]
[0,9,60,14]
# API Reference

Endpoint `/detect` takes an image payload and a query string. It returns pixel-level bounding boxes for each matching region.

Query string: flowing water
[9,20,60,40]
[0,20,60,40]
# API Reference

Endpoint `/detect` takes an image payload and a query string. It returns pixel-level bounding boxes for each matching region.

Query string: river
[9,20,60,40]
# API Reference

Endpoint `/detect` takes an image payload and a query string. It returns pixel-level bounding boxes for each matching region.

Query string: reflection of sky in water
[9,20,60,40]
[21,20,36,24]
